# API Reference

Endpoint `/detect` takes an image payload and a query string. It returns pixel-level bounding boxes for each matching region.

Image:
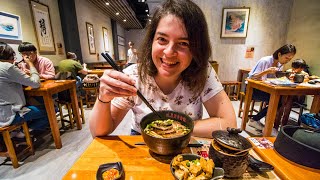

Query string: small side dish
[102,168,120,180]
[96,162,124,180]
[171,154,215,180]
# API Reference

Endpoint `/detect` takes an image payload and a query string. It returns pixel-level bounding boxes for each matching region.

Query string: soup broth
[144,119,190,138]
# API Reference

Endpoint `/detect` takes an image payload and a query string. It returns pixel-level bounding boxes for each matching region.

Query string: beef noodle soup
[144,119,191,138]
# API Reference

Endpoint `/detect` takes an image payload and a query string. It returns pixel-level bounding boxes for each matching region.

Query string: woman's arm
[89,98,129,137]
[192,90,237,138]
[250,66,278,80]
[89,70,137,137]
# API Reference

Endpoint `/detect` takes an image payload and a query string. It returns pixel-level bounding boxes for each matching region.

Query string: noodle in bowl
[140,111,194,155]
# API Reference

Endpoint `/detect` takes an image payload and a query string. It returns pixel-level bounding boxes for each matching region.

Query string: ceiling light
[105,2,109,5]
[147,14,149,17]
[145,9,148,12]
[148,19,151,22]
[123,19,127,22]
[116,12,119,15]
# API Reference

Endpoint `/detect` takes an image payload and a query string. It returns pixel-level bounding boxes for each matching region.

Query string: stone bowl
[140,110,194,156]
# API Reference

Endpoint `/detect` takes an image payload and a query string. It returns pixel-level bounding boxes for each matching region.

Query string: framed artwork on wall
[221,7,250,38]
[30,1,56,53]
[86,22,96,54]
[0,11,22,43]
[118,45,126,60]
[117,36,125,46]
[102,27,109,52]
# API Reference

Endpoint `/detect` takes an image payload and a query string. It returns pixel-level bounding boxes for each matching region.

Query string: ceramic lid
[211,127,252,151]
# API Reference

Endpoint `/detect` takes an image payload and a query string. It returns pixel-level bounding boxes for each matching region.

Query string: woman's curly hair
[138,0,211,96]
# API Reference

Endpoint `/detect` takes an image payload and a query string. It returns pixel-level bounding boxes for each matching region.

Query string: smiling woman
[89,0,236,139]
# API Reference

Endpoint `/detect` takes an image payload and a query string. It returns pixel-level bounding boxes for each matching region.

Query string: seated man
[58,52,88,79]
[0,42,49,139]
[58,52,88,95]
[16,42,55,79]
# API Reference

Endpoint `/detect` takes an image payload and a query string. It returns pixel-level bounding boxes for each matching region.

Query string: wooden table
[242,79,320,136]
[63,136,278,180]
[87,69,105,77]
[24,80,82,149]
[249,137,320,180]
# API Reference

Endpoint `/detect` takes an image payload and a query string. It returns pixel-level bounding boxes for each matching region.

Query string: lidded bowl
[209,128,252,178]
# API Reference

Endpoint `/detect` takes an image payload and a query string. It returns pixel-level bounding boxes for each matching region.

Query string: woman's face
[151,14,193,80]
[278,52,295,64]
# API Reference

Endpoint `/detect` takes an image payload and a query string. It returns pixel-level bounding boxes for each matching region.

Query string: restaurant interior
[0,0,320,179]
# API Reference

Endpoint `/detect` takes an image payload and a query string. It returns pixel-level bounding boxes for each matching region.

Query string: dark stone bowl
[275,71,291,78]
[274,125,320,169]
[140,111,194,156]
[209,139,249,178]
[293,74,305,83]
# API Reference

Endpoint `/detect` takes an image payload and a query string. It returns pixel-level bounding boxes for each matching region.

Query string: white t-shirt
[248,55,283,81]
[112,63,223,132]
[127,48,138,64]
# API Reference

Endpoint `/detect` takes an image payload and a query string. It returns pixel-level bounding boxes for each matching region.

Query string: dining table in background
[242,79,320,136]
[24,80,82,149]
[87,69,105,77]
[63,135,278,180]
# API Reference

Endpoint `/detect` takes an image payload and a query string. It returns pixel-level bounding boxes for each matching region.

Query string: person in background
[247,44,297,131]
[126,41,138,67]
[58,52,88,79]
[0,42,49,139]
[286,58,309,80]
[16,42,55,79]
[58,52,88,91]
[89,0,237,138]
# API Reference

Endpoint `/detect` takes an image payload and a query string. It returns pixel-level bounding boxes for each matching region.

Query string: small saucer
[96,162,124,180]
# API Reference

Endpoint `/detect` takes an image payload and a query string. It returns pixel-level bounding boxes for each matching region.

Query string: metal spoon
[101,53,162,118]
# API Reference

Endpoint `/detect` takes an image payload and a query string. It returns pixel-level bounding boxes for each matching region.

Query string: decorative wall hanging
[30,1,56,53]
[102,27,109,52]
[117,35,125,46]
[86,22,96,54]
[118,45,126,60]
[221,8,250,38]
[0,11,22,43]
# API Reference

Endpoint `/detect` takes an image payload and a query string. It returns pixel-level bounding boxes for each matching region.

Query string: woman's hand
[289,73,295,80]
[98,70,137,102]
[266,67,278,74]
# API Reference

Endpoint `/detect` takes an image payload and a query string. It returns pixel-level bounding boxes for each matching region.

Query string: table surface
[63,135,279,180]
[242,79,320,136]
[24,80,82,149]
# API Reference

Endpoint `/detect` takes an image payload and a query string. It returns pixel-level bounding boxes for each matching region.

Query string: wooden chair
[238,92,266,118]
[221,81,241,100]
[83,87,99,108]
[56,98,85,129]
[0,122,34,168]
